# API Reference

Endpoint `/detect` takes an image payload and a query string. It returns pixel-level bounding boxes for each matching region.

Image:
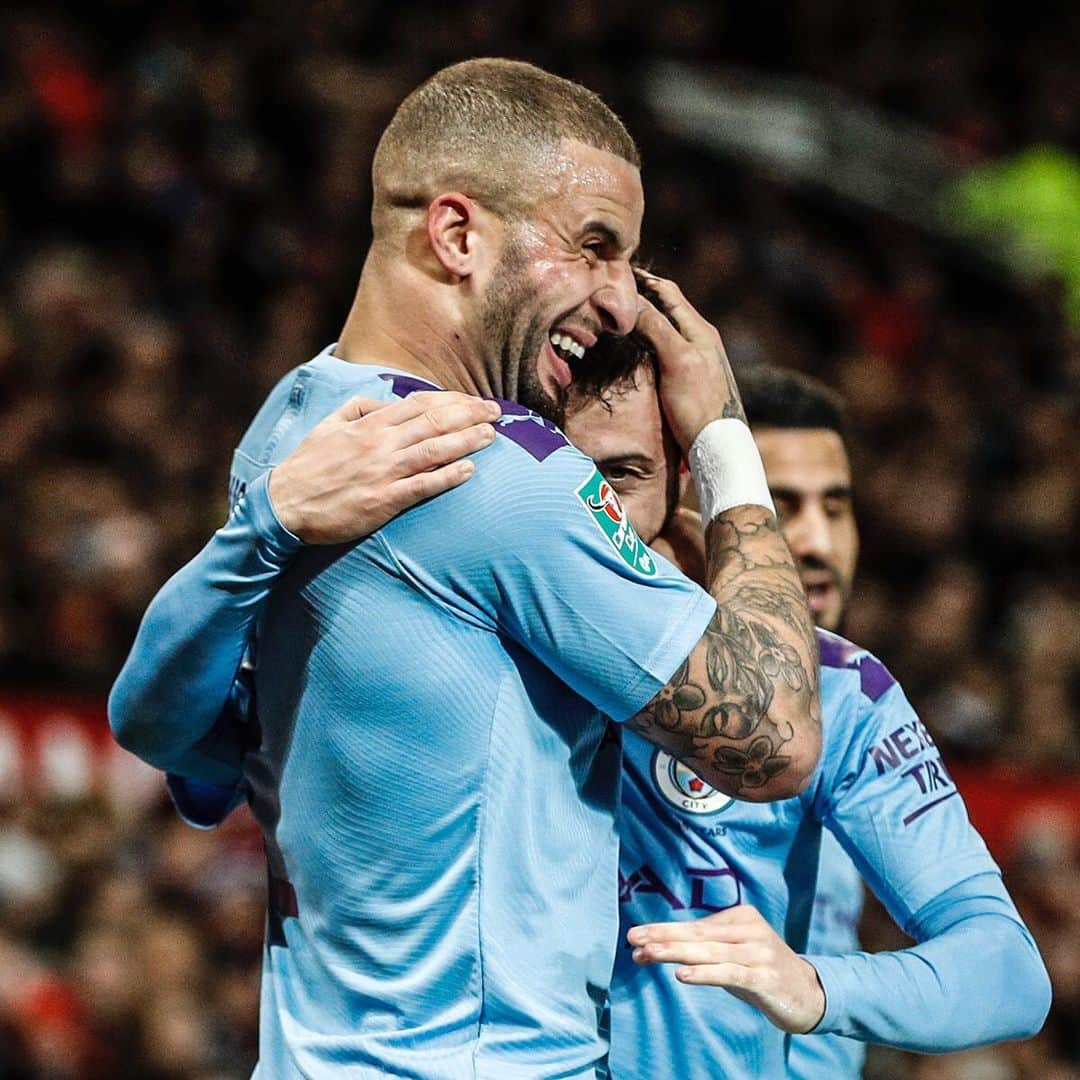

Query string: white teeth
[549,332,586,360]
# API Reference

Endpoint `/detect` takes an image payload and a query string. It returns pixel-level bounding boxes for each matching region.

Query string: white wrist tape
[688,418,775,524]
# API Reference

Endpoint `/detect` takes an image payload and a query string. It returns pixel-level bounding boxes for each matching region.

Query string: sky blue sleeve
[378,437,717,723]
[803,658,1051,1049]
[164,667,254,827]
[807,873,1051,1050]
[108,469,301,786]
[813,669,1001,927]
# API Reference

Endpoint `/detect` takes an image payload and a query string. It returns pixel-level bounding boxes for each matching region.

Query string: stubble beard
[479,236,567,427]
[800,558,851,634]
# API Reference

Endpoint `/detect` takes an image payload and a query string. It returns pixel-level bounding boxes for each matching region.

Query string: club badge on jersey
[652,749,735,815]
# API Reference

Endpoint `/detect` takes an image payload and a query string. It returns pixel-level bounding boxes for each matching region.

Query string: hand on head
[632,271,746,454]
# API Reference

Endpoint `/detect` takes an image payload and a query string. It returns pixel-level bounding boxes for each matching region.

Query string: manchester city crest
[652,750,735,815]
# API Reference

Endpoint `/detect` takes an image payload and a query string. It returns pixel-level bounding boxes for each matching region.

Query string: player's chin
[524,348,569,424]
[804,582,840,631]
[539,336,574,396]
[814,598,844,634]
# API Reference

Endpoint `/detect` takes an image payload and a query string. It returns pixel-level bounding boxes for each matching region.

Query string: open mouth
[549,331,586,364]
[544,328,592,391]
[800,572,837,615]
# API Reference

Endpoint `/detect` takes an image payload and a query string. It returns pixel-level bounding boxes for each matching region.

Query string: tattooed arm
[627,275,820,801]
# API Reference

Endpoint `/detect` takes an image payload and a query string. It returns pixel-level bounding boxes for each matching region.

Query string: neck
[336,252,497,399]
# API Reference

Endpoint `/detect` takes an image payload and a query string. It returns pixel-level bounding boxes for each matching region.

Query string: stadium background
[0,2,1076,1077]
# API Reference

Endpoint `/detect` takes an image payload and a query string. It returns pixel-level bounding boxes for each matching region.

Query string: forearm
[806,877,1051,1051]
[626,274,821,798]
[629,506,820,800]
[108,471,300,782]
[703,505,821,793]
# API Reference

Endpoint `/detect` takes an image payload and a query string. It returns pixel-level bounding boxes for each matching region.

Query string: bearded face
[478,234,569,426]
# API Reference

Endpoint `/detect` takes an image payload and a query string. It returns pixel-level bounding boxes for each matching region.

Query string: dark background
[0,2,1076,1077]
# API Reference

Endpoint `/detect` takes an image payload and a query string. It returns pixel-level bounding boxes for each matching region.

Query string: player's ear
[426,193,490,279]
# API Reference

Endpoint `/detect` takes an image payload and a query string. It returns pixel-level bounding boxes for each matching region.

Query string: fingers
[634,298,688,356]
[386,460,477,511]
[378,392,501,430]
[395,423,497,475]
[635,272,718,348]
[383,392,502,428]
[674,962,755,989]
[627,906,760,946]
[332,395,393,424]
[391,399,500,450]
[632,939,763,968]
[334,391,501,431]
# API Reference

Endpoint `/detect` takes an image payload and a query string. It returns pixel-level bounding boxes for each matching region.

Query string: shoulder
[377,394,598,551]
[462,398,597,501]
[808,629,908,798]
[379,383,617,547]
[381,379,586,472]
[816,628,898,705]
[490,398,574,463]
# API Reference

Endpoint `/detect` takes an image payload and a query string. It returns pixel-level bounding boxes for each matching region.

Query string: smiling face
[567,374,860,632]
[480,139,643,424]
[754,427,858,631]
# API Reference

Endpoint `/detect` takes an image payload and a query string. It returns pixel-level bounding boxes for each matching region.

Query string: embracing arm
[630,660,1051,1048]
[109,391,499,780]
[630,511,818,800]
[108,470,299,782]
[625,276,820,801]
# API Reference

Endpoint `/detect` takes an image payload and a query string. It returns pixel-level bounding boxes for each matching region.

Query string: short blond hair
[372,58,640,234]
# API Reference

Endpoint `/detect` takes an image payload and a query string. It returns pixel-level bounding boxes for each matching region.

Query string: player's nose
[788,503,834,561]
[593,260,638,337]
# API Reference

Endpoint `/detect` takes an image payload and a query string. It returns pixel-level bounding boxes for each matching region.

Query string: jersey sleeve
[810,664,1000,927]
[801,651,1051,1050]
[108,468,301,785]
[806,872,1051,1050]
[377,433,717,723]
[108,367,316,786]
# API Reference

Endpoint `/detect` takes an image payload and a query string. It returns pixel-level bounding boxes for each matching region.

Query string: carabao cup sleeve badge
[575,469,657,578]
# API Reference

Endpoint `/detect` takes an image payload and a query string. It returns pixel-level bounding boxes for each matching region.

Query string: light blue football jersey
[229,348,717,1078]
[788,830,865,1079]
[609,630,1000,1079]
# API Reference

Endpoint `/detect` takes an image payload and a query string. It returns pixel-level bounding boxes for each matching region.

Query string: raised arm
[109,391,499,780]
[627,276,820,801]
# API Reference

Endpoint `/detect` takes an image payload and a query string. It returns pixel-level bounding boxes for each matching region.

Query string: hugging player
[560,288,1049,1077]
[110,59,821,1077]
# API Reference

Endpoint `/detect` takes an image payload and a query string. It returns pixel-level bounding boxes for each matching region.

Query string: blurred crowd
[0,795,264,1079]
[0,1,1076,1077]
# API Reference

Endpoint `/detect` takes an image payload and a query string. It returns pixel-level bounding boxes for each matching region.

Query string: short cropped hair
[737,365,849,442]
[372,58,639,233]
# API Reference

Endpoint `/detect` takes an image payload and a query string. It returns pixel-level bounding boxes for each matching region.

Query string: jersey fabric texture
[787,830,865,1078]
[609,629,1033,1079]
[149,346,716,1079]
